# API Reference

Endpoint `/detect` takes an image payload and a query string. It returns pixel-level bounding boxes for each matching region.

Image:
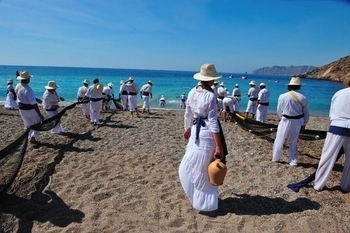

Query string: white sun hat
[45,81,59,89]
[193,63,222,81]
[259,82,266,87]
[17,71,33,80]
[249,81,256,86]
[288,77,302,86]
[108,82,114,87]
[83,79,89,84]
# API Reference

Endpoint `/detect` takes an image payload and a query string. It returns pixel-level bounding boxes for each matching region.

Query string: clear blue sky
[0,0,349,73]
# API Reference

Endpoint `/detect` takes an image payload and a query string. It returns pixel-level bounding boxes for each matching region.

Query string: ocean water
[0,65,344,116]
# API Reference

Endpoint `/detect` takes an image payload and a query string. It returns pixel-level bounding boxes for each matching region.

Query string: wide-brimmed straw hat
[260,82,266,87]
[147,80,153,85]
[193,63,222,81]
[45,81,59,89]
[343,77,350,88]
[235,83,239,87]
[107,82,114,87]
[220,82,225,86]
[17,71,33,80]
[93,83,103,93]
[128,76,134,81]
[7,79,13,84]
[83,79,89,84]
[249,81,256,86]
[288,77,301,86]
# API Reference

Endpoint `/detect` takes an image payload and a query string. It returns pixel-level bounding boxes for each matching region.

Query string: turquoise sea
[0,65,344,116]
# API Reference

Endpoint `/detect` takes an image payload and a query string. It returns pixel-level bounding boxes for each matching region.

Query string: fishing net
[0,100,118,195]
[232,113,327,141]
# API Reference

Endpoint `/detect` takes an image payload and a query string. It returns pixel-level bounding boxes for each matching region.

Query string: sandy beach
[1,105,350,233]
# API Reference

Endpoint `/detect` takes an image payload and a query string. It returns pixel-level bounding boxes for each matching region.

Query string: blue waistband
[193,117,208,143]
[328,125,350,137]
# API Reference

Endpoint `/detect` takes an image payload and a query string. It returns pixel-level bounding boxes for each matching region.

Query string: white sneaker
[289,160,298,166]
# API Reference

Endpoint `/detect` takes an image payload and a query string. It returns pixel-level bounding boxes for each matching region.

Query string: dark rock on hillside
[296,55,350,82]
[252,66,317,76]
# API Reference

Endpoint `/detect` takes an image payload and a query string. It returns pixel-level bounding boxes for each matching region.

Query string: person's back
[329,88,350,124]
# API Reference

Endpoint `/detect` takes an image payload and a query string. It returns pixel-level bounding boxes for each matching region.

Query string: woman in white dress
[4,79,17,110]
[179,63,227,212]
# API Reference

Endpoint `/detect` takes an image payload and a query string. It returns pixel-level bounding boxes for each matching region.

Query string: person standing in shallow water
[179,63,227,212]
[15,71,44,144]
[272,76,309,166]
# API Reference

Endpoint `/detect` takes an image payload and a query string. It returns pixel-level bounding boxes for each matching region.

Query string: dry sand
[1,105,350,233]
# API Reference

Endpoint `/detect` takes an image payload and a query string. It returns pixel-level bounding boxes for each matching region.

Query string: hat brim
[17,75,33,80]
[45,85,58,89]
[193,73,222,81]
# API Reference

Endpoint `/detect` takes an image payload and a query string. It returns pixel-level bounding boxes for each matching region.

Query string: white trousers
[245,100,257,114]
[46,109,64,134]
[233,99,240,112]
[314,133,350,191]
[128,95,137,112]
[19,109,40,140]
[272,117,303,163]
[81,103,90,116]
[142,95,150,110]
[90,100,102,123]
[120,95,128,110]
[256,105,268,123]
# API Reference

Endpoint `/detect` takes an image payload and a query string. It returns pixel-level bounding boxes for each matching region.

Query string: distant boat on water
[228,75,233,78]
[242,72,248,79]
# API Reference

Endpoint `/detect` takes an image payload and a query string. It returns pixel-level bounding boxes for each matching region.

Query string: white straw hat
[45,81,59,89]
[83,79,89,84]
[17,71,33,80]
[220,82,225,86]
[249,81,256,86]
[193,63,222,81]
[7,79,13,84]
[93,83,103,93]
[235,83,239,87]
[108,82,114,87]
[260,82,266,87]
[128,76,134,81]
[288,77,301,86]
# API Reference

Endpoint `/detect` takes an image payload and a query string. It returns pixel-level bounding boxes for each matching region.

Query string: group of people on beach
[178,63,350,213]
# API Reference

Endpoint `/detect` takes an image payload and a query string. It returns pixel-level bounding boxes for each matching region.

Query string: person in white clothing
[83,78,104,125]
[119,80,128,111]
[256,83,270,123]
[313,77,350,192]
[179,63,226,212]
[216,82,227,114]
[102,82,114,111]
[15,71,44,144]
[272,77,310,166]
[222,93,237,122]
[244,81,259,119]
[124,76,139,117]
[77,79,90,119]
[42,81,64,134]
[177,92,187,108]
[232,84,241,113]
[4,79,17,110]
[159,95,166,107]
[140,80,153,113]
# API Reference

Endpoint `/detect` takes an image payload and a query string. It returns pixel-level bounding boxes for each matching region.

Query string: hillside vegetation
[298,55,350,82]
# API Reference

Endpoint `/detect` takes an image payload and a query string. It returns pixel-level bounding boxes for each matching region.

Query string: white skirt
[179,122,218,211]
